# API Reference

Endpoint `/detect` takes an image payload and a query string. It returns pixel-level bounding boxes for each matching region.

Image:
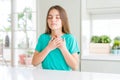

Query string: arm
[55,37,79,70]
[32,37,59,66]
[60,47,79,70]
[32,47,50,66]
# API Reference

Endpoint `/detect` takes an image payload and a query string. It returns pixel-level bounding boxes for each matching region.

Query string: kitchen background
[0,0,120,74]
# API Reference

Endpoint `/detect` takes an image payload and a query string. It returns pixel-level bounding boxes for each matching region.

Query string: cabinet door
[87,0,120,9]
[87,0,120,14]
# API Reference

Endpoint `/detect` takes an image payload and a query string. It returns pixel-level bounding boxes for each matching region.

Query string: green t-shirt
[35,33,80,70]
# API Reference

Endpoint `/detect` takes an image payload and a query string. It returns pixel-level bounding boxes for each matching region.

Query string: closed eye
[48,15,61,19]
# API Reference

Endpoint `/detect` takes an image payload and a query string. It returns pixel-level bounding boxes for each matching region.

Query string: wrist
[59,46,67,51]
[46,46,52,52]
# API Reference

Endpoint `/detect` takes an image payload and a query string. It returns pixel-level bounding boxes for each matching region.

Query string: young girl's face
[47,9,62,31]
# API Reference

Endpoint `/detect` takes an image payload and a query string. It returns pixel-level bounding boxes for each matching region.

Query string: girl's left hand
[56,37,66,50]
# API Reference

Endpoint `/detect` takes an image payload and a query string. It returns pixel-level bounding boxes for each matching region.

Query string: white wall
[37,0,81,45]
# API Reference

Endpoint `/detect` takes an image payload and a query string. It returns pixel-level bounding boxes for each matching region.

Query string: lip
[51,23,57,26]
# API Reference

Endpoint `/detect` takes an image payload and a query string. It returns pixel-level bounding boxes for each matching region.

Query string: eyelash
[48,16,60,19]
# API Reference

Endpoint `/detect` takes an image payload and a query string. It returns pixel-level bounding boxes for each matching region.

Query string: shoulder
[37,33,50,42]
[63,34,77,43]
[38,33,50,39]
[64,33,76,40]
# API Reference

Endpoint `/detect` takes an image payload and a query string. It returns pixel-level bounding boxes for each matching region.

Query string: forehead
[48,9,60,15]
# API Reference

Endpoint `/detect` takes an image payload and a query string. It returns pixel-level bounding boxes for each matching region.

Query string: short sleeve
[35,35,43,52]
[65,34,80,54]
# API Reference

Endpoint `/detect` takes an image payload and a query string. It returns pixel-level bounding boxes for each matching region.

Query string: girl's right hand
[47,37,57,51]
[47,36,63,51]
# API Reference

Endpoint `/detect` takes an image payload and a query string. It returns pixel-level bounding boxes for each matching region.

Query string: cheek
[47,21,51,27]
[47,20,50,24]
[58,21,62,27]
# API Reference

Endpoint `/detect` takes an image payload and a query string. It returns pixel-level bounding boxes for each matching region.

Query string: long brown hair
[45,5,70,34]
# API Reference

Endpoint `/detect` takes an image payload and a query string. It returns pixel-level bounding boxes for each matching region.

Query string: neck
[51,30,63,37]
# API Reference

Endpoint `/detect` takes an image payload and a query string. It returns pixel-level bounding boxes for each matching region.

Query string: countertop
[0,66,120,80]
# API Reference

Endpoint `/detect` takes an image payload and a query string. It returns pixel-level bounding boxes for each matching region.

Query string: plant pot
[25,57,32,65]
[112,49,120,55]
[19,54,26,64]
[89,43,111,54]
[5,35,10,47]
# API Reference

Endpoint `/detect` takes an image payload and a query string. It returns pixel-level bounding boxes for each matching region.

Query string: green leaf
[90,36,100,43]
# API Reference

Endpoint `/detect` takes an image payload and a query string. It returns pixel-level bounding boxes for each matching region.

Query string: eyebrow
[48,14,60,16]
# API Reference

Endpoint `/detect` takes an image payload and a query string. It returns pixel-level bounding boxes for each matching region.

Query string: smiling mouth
[51,24,57,26]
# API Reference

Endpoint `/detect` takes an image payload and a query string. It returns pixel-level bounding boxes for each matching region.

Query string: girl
[32,5,80,71]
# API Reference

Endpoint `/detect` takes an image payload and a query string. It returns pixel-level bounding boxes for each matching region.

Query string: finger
[50,37,54,41]
[55,38,63,44]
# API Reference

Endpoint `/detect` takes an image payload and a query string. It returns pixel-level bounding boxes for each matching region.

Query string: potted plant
[0,26,11,48]
[89,35,112,54]
[25,50,33,65]
[3,26,11,47]
[19,50,33,65]
[18,7,32,48]
[111,36,120,54]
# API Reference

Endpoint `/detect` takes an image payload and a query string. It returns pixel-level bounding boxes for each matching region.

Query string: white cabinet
[87,0,120,9]
[86,0,120,14]
[81,59,120,74]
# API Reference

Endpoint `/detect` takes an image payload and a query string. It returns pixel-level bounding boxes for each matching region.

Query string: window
[82,13,120,56]
[13,0,36,67]
[0,0,37,67]
[0,0,11,66]
[91,14,120,40]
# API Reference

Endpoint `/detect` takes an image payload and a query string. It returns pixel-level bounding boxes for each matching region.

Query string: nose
[51,16,56,21]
